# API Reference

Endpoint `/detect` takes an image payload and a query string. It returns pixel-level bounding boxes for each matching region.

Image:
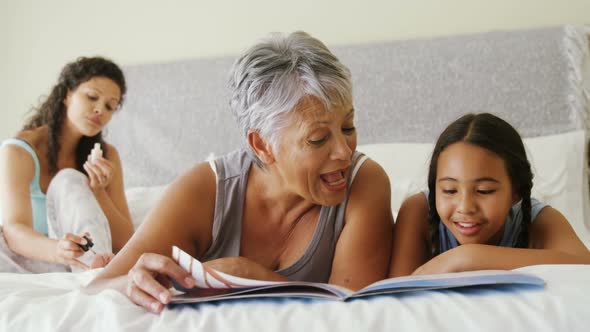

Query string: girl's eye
[477,189,496,195]
[106,103,117,111]
[87,94,98,101]
[342,127,356,135]
[442,189,457,194]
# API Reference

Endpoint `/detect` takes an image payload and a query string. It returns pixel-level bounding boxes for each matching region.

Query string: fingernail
[159,292,169,303]
[151,302,161,312]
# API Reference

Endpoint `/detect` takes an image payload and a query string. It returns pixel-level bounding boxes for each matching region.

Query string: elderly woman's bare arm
[328,159,394,290]
[87,162,217,312]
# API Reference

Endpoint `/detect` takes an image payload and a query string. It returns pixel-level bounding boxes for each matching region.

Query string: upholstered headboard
[108,25,590,188]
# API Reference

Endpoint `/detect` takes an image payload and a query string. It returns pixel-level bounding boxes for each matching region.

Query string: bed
[1,25,590,331]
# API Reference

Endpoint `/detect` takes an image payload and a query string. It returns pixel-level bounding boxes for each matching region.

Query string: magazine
[170,246,545,304]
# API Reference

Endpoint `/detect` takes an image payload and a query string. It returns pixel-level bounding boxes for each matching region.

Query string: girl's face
[272,97,357,206]
[435,142,518,245]
[63,76,121,137]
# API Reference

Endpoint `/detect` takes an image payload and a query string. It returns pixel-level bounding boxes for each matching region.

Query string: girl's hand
[55,233,91,270]
[412,246,470,275]
[412,258,450,276]
[83,157,114,190]
[126,253,195,313]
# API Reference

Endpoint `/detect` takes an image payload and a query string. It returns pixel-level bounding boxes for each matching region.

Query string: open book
[170,246,545,304]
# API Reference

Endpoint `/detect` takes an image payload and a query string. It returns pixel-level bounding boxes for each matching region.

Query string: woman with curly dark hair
[0,56,134,273]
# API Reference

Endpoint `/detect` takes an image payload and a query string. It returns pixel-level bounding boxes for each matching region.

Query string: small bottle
[90,143,102,164]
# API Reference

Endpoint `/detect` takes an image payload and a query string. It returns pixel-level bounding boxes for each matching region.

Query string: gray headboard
[108,25,590,188]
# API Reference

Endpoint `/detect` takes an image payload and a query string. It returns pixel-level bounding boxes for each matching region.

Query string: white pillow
[124,153,216,229]
[358,130,590,246]
[125,185,168,229]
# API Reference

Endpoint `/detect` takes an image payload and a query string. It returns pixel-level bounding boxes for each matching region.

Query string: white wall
[1,0,589,140]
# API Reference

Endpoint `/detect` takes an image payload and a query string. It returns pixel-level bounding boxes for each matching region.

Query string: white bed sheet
[1,264,589,332]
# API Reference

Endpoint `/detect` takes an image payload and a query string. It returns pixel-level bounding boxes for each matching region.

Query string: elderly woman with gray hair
[88,31,394,313]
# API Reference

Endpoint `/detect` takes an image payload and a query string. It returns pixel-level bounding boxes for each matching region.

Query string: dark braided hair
[23,56,126,175]
[427,113,533,256]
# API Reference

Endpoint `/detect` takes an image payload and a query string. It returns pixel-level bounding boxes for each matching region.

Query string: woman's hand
[83,157,114,190]
[54,233,91,270]
[126,253,195,313]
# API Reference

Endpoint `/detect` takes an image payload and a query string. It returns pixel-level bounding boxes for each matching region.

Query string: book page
[171,247,544,303]
[171,246,353,302]
[351,269,545,298]
[172,246,284,288]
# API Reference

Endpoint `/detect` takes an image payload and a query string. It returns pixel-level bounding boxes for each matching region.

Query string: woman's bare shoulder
[154,161,217,218]
[345,157,392,222]
[349,157,390,194]
[13,126,48,150]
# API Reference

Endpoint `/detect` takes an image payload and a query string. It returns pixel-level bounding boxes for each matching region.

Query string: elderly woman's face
[273,97,357,206]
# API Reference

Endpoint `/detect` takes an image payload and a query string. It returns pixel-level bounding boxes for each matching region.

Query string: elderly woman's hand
[125,253,195,313]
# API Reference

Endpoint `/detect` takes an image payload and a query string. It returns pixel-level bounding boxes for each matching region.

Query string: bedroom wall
[1,0,589,140]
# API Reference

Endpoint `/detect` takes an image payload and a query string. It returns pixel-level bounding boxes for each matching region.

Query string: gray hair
[229,31,353,168]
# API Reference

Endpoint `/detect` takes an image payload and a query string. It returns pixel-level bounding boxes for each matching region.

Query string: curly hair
[427,113,534,256]
[23,56,126,174]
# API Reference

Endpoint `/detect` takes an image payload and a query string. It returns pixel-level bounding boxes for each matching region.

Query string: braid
[427,189,441,257]
[517,196,532,248]
[515,164,533,248]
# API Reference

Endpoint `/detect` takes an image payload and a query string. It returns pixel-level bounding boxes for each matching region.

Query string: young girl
[0,57,134,273]
[390,113,590,277]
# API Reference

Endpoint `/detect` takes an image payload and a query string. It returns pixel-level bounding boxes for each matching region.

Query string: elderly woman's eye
[308,137,328,146]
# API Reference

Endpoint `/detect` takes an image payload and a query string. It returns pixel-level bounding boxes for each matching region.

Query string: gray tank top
[200,149,367,283]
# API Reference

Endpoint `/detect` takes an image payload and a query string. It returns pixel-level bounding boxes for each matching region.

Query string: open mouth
[452,221,483,236]
[320,168,348,190]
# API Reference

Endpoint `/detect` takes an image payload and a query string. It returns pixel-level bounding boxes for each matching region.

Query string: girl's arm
[329,159,394,290]
[0,144,88,269]
[87,144,134,252]
[413,206,590,275]
[389,193,431,277]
